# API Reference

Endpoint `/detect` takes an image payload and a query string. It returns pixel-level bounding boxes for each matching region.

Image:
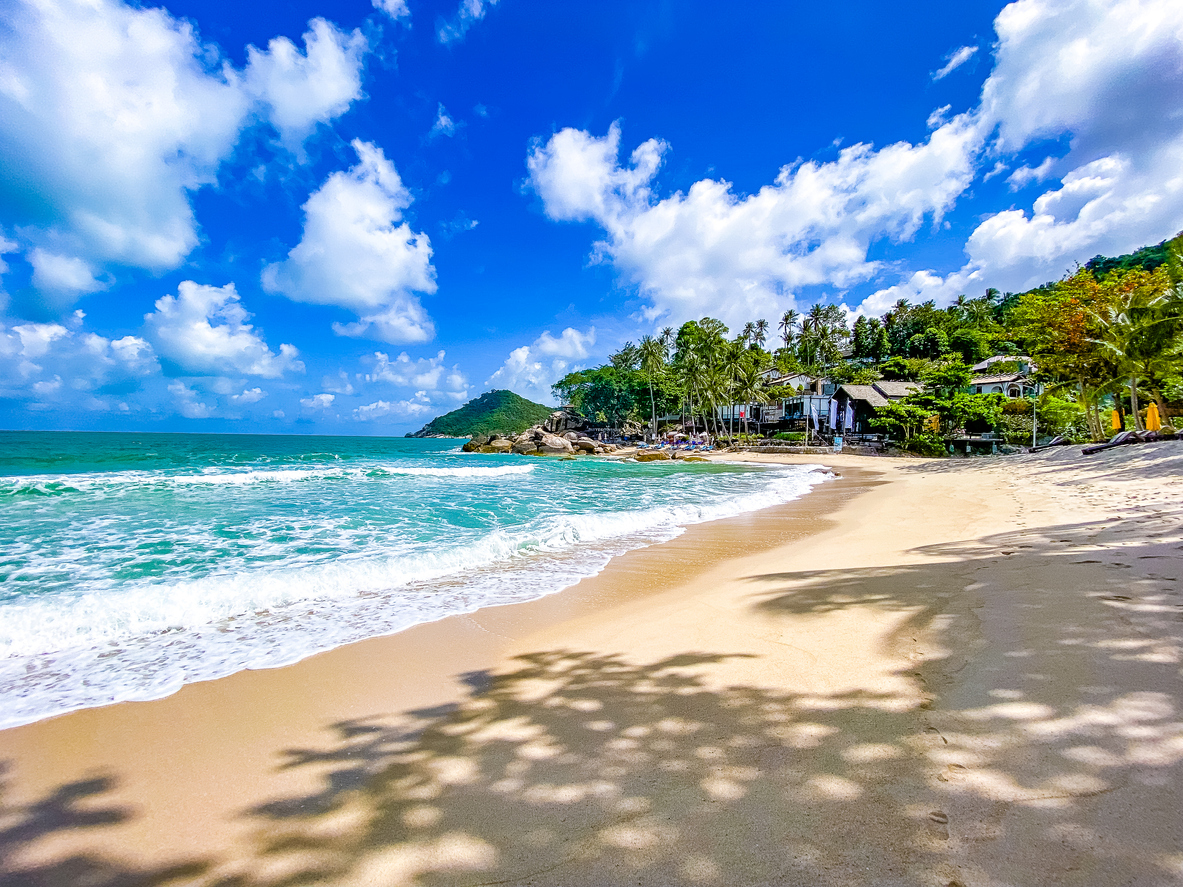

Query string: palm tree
[638,334,667,442]
[779,309,799,350]
[1090,279,1183,430]
[753,318,770,349]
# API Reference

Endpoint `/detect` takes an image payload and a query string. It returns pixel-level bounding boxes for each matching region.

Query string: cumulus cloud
[932,45,978,80]
[486,327,595,405]
[144,281,304,378]
[533,0,1183,321]
[0,0,370,307]
[244,19,369,151]
[27,249,106,304]
[262,140,437,344]
[0,312,159,404]
[961,0,1183,290]
[231,387,266,404]
[363,350,469,400]
[372,0,410,22]
[438,0,499,44]
[0,0,249,279]
[168,381,213,419]
[300,392,335,410]
[354,396,433,421]
[527,119,980,328]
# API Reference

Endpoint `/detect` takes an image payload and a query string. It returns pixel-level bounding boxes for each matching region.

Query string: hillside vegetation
[406,390,553,438]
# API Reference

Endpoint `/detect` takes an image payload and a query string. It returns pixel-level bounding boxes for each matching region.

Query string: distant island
[405,389,554,438]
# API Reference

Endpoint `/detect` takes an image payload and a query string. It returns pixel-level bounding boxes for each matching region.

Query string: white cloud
[0,0,370,304]
[372,0,410,22]
[959,0,1183,290]
[231,387,266,404]
[244,19,368,152]
[354,397,433,420]
[144,281,304,378]
[1005,156,1057,190]
[300,392,335,409]
[932,45,978,80]
[28,249,105,303]
[438,0,499,44]
[362,350,469,404]
[322,370,355,395]
[486,327,595,406]
[429,103,458,139]
[262,140,437,344]
[527,119,981,329]
[168,380,212,419]
[0,0,249,277]
[0,312,160,403]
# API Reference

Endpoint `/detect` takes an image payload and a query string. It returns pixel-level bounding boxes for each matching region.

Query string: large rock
[487,439,514,453]
[544,409,587,435]
[538,432,575,455]
[635,450,671,462]
[512,440,539,455]
[574,438,598,452]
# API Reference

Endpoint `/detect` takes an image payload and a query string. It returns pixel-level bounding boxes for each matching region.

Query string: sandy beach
[2,444,1181,886]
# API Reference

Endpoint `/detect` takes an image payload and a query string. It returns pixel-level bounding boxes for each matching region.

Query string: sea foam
[0,447,827,730]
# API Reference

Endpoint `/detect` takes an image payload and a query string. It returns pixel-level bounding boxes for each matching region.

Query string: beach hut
[834,381,920,435]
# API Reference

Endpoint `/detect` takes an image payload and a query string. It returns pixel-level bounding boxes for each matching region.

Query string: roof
[972,373,1025,385]
[838,384,889,408]
[971,354,1033,372]
[873,380,920,398]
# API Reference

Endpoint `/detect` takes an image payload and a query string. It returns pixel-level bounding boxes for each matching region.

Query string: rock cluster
[543,409,588,435]
[462,425,616,456]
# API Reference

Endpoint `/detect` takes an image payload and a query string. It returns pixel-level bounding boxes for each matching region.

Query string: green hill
[405,390,553,438]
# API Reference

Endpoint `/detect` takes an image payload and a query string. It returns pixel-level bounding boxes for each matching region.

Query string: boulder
[635,450,671,462]
[488,439,514,453]
[563,431,580,441]
[544,409,588,435]
[574,438,598,452]
[512,440,539,455]
[538,432,575,455]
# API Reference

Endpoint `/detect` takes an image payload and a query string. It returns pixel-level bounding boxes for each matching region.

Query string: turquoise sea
[0,431,827,728]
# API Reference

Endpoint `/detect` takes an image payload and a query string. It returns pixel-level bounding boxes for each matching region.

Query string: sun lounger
[1080,429,1176,455]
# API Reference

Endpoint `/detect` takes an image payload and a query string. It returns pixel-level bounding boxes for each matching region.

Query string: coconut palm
[638,334,668,442]
[753,318,770,349]
[779,309,799,350]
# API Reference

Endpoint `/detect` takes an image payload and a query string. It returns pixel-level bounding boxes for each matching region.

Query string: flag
[829,398,838,429]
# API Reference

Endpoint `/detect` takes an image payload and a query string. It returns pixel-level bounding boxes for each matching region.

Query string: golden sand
[2,445,1181,885]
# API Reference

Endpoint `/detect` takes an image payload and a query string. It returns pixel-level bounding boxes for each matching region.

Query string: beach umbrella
[1145,402,1162,431]
[1111,410,1122,430]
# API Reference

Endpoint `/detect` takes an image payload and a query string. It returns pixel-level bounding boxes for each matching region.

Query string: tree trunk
[1130,376,1144,431]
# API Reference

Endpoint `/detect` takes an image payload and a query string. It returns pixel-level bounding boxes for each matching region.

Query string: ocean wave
[0,462,536,495]
[0,462,828,728]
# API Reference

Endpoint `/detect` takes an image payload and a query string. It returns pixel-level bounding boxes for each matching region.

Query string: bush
[773,431,806,442]
[902,434,947,457]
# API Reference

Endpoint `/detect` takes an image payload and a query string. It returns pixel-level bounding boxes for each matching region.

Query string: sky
[1,0,1181,434]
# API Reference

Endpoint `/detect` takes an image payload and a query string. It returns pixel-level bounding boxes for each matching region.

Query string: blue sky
[2,0,1181,433]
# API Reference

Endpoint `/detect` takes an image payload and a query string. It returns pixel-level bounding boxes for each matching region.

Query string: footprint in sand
[936,764,968,783]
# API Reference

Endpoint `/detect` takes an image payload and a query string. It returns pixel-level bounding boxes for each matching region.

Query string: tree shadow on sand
[0,766,208,887]
[4,511,1179,886]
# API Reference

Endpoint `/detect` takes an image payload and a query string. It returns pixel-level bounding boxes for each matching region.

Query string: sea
[0,431,828,729]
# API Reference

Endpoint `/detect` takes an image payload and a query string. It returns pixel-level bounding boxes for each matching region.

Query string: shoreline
[2,445,1181,885]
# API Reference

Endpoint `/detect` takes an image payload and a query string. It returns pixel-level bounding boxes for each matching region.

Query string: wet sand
[1,445,1181,886]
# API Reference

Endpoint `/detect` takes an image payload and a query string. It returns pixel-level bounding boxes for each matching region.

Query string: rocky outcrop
[635,450,672,462]
[461,423,616,456]
[544,409,588,435]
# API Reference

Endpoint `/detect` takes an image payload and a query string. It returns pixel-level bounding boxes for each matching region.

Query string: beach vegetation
[407,390,553,438]
[549,235,1183,449]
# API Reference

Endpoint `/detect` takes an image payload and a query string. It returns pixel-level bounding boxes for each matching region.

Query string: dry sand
[1,443,1181,886]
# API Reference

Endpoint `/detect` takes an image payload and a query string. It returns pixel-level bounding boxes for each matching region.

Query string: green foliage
[878,355,928,381]
[410,390,552,438]
[773,431,805,441]
[901,434,947,457]
[1085,238,1172,278]
[827,362,881,385]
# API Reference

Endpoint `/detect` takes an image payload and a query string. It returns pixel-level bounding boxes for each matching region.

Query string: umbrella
[1146,402,1162,431]
[1111,410,1122,431]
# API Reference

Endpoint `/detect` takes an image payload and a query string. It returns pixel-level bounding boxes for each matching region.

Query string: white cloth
[829,398,838,429]
[845,401,854,430]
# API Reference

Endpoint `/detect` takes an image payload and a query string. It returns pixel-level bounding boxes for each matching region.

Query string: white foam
[0,462,535,494]
[0,463,828,729]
